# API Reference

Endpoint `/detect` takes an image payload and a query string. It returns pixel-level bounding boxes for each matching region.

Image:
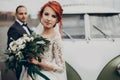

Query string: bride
[19,1,67,80]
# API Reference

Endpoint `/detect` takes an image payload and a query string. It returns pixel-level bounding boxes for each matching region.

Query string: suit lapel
[25,25,33,34]
[14,21,32,35]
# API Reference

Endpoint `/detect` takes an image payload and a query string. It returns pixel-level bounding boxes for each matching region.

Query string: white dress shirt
[16,19,30,35]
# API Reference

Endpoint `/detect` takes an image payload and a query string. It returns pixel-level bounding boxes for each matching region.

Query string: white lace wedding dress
[19,33,67,80]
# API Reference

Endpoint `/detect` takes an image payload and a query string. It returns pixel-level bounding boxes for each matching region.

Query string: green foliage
[5,32,50,74]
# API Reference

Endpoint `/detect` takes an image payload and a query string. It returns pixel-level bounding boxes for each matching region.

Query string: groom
[7,5,32,80]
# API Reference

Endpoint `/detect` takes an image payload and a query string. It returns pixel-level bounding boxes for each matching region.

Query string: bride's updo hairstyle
[39,1,63,35]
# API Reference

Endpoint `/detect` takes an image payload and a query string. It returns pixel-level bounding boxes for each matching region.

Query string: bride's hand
[28,58,55,71]
[28,58,46,67]
[28,58,47,68]
[28,57,45,66]
[39,60,55,71]
[28,58,39,65]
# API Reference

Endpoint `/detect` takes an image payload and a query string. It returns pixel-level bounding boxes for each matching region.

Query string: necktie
[22,23,27,26]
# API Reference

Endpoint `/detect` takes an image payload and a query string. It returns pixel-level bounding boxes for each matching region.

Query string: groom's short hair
[16,5,26,14]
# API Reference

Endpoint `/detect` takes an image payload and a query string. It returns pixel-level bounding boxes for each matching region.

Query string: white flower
[18,43,25,50]
[22,35,31,42]
[16,51,24,60]
[9,41,16,48]
[16,51,21,56]
[30,37,34,41]
[16,38,24,45]
[36,41,45,44]
[23,34,28,37]
[9,41,17,52]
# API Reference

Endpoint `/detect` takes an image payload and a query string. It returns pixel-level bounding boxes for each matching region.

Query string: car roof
[63,5,120,14]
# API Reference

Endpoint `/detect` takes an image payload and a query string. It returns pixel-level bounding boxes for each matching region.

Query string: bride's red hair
[38,1,63,38]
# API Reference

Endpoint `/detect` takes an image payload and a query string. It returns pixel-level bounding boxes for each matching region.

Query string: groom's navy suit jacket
[7,21,32,48]
[7,21,32,80]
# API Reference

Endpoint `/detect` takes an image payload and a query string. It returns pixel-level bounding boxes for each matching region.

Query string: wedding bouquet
[5,32,50,80]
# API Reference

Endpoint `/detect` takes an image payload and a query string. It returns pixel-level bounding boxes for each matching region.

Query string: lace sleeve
[52,37,65,73]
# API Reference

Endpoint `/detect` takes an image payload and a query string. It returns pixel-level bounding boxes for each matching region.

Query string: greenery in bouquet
[5,32,50,80]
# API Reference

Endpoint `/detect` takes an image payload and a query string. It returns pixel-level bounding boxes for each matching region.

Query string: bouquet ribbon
[20,59,50,80]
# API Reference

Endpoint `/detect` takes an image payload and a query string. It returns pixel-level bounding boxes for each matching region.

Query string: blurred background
[0,0,120,58]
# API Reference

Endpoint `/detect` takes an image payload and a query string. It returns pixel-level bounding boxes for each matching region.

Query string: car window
[89,14,120,38]
[62,14,85,39]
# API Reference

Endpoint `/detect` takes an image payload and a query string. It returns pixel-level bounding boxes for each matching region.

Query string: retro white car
[62,5,120,80]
